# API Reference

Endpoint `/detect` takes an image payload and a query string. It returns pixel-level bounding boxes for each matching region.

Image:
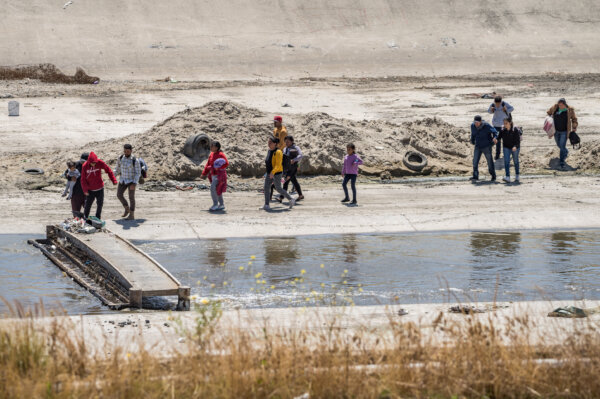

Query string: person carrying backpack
[488,95,514,160]
[115,144,141,220]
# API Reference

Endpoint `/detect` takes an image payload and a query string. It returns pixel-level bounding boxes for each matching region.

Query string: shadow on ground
[114,218,147,229]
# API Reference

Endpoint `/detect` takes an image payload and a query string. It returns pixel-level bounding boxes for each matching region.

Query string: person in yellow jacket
[260,137,295,210]
[273,116,287,150]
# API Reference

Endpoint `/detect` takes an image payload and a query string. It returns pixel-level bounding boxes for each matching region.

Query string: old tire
[23,168,44,175]
[403,151,427,172]
[183,133,211,163]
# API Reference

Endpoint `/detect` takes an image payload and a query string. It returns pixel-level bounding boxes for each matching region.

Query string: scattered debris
[0,64,99,84]
[397,308,408,316]
[178,337,186,343]
[548,306,600,318]
[441,37,457,47]
[449,305,484,314]
[63,1,73,9]
[282,103,292,107]
[141,181,210,192]
[387,41,399,49]
[8,101,19,116]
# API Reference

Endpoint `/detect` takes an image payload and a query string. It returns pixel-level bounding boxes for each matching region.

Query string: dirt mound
[35,101,471,181]
[0,64,99,84]
[572,140,600,171]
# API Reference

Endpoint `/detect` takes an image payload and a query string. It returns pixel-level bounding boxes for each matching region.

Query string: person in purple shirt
[341,143,363,205]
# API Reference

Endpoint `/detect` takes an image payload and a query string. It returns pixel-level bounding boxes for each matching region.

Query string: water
[0,235,106,315]
[1,231,600,315]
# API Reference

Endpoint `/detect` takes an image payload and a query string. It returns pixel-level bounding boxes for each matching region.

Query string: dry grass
[1,300,600,398]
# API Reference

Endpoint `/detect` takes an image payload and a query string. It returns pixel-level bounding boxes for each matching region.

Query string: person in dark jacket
[547,98,578,170]
[278,135,304,202]
[497,117,521,183]
[470,115,498,181]
[488,95,514,160]
[64,152,89,217]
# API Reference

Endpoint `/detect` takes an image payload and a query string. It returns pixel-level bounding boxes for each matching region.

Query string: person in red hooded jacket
[81,151,117,220]
[201,141,228,211]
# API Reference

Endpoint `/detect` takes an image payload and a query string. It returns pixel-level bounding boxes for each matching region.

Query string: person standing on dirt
[115,144,141,220]
[81,151,117,220]
[497,117,521,183]
[488,95,514,160]
[470,115,498,182]
[201,141,229,211]
[279,135,304,202]
[66,152,88,218]
[260,137,295,211]
[547,98,578,170]
[273,116,287,150]
[341,143,363,205]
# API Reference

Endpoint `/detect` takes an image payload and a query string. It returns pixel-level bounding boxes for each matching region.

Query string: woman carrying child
[341,143,363,205]
[62,161,81,200]
[201,141,228,211]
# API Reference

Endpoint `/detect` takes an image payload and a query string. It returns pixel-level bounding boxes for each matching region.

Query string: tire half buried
[403,151,427,172]
[23,168,44,175]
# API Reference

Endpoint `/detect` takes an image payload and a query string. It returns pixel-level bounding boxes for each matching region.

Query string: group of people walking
[470,97,578,182]
[63,98,579,220]
[64,144,146,221]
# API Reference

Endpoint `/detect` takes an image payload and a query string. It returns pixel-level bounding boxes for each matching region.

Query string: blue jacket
[470,122,498,149]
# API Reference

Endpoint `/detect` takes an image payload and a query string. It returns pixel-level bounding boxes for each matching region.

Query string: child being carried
[62,161,80,200]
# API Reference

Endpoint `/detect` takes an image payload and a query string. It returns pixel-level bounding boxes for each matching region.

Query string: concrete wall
[2,0,600,79]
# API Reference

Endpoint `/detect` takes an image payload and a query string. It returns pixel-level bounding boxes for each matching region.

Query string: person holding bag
[547,98,578,170]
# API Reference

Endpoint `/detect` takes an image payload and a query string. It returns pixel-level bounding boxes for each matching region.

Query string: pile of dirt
[0,64,99,84]
[33,101,472,182]
[572,140,600,171]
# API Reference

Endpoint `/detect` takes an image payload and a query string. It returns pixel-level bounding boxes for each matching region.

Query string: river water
[1,230,599,314]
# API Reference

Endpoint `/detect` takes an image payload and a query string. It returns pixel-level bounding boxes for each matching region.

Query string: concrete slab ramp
[2,0,600,78]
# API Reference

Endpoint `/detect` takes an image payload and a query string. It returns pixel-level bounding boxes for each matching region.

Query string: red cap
[273,116,282,122]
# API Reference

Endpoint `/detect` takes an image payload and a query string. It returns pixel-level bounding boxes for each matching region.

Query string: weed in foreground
[0,299,599,398]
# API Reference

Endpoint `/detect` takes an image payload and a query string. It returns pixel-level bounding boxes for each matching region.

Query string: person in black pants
[64,152,89,218]
[278,135,304,201]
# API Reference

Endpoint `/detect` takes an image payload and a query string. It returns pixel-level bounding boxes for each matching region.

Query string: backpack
[119,155,148,179]
[569,132,581,149]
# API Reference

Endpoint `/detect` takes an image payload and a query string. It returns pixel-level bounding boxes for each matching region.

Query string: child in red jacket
[81,151,117,220]
[201,141,228,211]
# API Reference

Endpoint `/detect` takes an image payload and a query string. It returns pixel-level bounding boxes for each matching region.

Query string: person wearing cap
[273,116,287,150]
[488,95,514,160]
[547,98,578,169]
[470,115,498,181]
[115,144,141,220]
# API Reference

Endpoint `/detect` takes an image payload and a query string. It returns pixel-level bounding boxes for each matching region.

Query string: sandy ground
[2,75,600,157]
[1,175,599,240]
[3,300,599,356]
[2,0,600,363]
[3,0,600,80]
